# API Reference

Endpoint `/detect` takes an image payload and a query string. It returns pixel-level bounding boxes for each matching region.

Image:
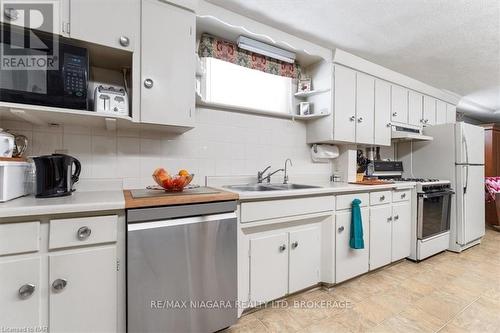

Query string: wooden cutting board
[349,180,394,185]
[0,157,27,162]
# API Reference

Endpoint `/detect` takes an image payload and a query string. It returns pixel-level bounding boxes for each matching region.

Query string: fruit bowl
[152,168,194,192]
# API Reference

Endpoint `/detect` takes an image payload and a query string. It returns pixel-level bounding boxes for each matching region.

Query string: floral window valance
[198,33,301,79]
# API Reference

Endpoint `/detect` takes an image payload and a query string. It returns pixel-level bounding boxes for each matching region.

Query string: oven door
[417,190,454,240]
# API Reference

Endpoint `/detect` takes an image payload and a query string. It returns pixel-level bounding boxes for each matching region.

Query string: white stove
[395,178,451,193]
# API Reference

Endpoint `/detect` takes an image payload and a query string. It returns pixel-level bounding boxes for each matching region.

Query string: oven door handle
[421,190,455,199]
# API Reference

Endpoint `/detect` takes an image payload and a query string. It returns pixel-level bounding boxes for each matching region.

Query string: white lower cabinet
[249,233,288,303]
[288,227,321,293]
[49,247,117,333]
[335,208,369,283]
[391,201,412,261]
[369,205,393,270]
[0,257,41,327]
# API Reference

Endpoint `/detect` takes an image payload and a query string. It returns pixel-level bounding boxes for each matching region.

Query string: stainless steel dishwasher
[127,201,238,333]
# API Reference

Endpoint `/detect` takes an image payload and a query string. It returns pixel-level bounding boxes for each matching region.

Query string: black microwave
[0,24,89,110]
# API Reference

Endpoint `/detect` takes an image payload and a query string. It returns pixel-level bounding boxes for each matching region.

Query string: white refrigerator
[403,122,485,252]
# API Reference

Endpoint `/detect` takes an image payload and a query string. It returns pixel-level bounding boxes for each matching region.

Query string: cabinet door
[446,104,457,124]
[408,91,423,126]
[69,0,139,51]
[436,100,447,124]
[391,202,412,261]
[391,85,408,124]
[369,205,392,270]
[333,65,356,143]
[0,0,65,35]
[0,258,41,327]
[288,226,320,293]
[374,79,392,146]
[49,247,117,333]
[141,0,195,127]
[423,96,436,126]
[355,73,375,145]
[335,208,369,283]
[249,233,288,303]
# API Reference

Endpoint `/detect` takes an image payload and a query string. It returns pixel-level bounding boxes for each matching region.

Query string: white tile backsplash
[1,107,332,189]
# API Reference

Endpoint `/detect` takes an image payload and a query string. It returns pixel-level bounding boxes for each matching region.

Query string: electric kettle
[33,154,81,198]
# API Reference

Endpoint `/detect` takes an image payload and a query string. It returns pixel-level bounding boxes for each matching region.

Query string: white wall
[1,108,332,189]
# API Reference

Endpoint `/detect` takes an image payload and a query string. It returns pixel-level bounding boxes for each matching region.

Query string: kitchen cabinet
[0,258,41,327]
[391,85,408,124]
[423,96,437,126]
[408,91,423,126]
[374,79,392,146]
[355,73,375,144]
[335,208,369,283]
[249,233,288,303]
[140,0,195,127]
[288,226,321,293]
[436,100,447,124]
[68,0,140,51]
[333,65,357,143]
[369,205,392,270]
[49,247,117,333]
[446,103,457,124]
[391,201,412,261]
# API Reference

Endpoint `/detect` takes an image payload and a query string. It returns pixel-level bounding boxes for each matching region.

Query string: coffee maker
[33,154,81,198]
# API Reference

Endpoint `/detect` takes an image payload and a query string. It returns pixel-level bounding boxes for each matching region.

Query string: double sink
[226,183,321,192]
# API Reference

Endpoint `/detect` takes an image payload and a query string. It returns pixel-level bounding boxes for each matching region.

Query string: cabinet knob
[77,226,91,240]
[279,244,286,252]
[144,78,154,89]
[357,117,363,123]
[394,215,399,220]
[18,284,35,299]
[52,278,68,292]
[401,193,406,199]
[349,115,356,122]
[119,36,130,47]
[380,195,385,201]
[392,112,398,117]
[386,123,392,127]
[338,226,345,232]
[387,216,393,222]
[420,119,425,123]
[4,7,19,20]
[425,119,429,124]
[291,241,299,249]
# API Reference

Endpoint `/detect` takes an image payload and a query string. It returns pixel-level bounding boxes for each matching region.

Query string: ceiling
[207,0,500,122]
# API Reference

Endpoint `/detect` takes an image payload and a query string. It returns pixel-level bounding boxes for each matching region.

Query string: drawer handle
[52,278,67,292]
[291,241,299,249]
[380,195,385,201]
[77,226,92,240]
[18,284,35,299]
[338,226,345,232]
[401,193,406,199]
[279,244,286,252]
[394,215,399,221]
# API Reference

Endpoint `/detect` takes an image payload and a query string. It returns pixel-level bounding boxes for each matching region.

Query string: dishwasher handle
[128,212,237,231]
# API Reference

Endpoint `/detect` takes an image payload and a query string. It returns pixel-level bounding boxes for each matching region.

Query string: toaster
[93,85,129,116]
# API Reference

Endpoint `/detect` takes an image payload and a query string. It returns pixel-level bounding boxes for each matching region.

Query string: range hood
[391,124,433,141]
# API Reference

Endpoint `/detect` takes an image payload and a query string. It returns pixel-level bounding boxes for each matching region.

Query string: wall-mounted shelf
[294,88,331,99]
[293,112,331,120]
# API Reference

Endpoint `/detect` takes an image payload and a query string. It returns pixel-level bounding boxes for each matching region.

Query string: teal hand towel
[349,199,365,249]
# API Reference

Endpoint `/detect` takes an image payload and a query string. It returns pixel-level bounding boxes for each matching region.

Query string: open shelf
[293,112,331,120]
[293,88,331,98]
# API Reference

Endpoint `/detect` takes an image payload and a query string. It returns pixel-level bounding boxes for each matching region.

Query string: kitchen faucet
[257,165,284,183]
[283,158,293,184]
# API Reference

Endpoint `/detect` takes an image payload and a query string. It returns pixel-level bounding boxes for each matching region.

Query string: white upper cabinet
[333,65,357,143]
[140,0,195,127]
[423,96,437,126]
[446,103,457,124]
[391,85,408,124]
[408,91,423,126]
[374,79,392,146]
[436,100,447,125]
[69,0,140,51]
[355,73,375,145]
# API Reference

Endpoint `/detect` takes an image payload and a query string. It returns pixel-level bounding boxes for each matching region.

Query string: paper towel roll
[311,144,339,162]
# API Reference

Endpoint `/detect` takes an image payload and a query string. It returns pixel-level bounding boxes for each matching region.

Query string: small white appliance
[93,85,129,116]
[403,122,485,252]
[0,161,30,202]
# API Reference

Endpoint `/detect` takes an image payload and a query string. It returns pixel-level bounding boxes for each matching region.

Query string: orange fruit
[178,169,190,177]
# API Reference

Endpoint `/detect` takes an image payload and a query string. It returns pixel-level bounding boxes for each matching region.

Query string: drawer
[0,221,40,256]
[49,215,117,249]
[240,196,334,223]
[393,189,411,202]
[336,193,369,210]
[369,191,392,206]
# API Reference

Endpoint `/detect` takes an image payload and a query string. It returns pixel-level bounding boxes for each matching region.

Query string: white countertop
[223,181,416,201]
[0,190,125,219]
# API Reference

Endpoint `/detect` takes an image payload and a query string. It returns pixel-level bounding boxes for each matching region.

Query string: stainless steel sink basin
[225,183,321,192]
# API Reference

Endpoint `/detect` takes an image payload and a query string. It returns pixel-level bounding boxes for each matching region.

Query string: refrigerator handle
[464,165,468,194]
[463,134,469,165]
